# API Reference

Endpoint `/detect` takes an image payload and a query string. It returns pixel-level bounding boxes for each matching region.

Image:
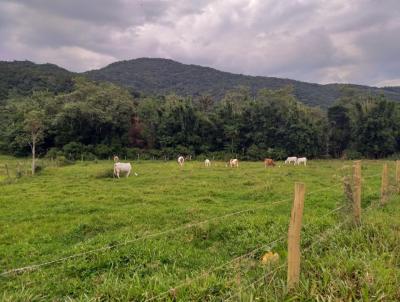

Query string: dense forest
[0,68,399,161]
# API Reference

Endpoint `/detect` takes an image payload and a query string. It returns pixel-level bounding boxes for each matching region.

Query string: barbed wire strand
[224,194,387,301]
[0,172,385,277]
[144,236,286,302]
[0,198,292,277]
[225,263,286,302]
[223,218,351,301]
[144,202,347,301]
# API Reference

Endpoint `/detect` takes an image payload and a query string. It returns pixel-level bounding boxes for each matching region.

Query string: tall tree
[23,110,45,174]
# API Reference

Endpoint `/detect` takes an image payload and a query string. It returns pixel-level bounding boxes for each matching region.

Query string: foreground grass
[0,158,399,301]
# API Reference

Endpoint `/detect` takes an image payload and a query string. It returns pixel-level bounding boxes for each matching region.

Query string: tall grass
[0,159,399,301]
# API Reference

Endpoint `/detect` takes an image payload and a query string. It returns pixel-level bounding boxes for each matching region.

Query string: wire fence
[144,202,348,302]
[1,161,399,301]
[0,180,354,277]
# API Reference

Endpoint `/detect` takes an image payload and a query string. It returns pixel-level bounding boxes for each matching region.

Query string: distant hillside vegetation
[85,58,400,108]
[1,59,400,108]
[0,61,74,101]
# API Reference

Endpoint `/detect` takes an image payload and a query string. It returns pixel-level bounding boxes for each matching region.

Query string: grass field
[0,157,399,301]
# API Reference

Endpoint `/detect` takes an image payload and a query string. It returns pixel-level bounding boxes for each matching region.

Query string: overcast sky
[1,0,400,86]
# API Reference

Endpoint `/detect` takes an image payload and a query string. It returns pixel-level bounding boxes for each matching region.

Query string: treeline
[0,77,399,161]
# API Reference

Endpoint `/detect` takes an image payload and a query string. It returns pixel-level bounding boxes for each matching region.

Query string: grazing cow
[264,158,275,168]
[229,158,239,168]
[296,157,307,166]
[114,162,132,178]
[204,159,211,167]
[285,157,297,165]
[185,155,192,161]
[177,156,185,167]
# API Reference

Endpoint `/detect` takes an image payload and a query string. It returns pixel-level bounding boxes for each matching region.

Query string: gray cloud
[0,0,399,86]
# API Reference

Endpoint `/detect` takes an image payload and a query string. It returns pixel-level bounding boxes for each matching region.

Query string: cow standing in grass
[113,156,132,178]
[285,157,297,165]
[229,159,239,168]
[296,157,307,166]
[178,156,185,167]
[204,159,211,167]
[264,158,275,168]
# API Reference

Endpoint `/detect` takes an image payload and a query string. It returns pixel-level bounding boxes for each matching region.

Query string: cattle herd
[112,155,307,178]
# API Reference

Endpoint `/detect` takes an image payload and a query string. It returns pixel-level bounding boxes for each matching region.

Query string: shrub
[265,148,288,160]
[385,153,400,160]
[343,149,362,160]
[45,147,60,160]
[94,144,112,159]
[82,152,96,161]
[246,145,265,161]
[63,142,84,160]
[126,148,141,160]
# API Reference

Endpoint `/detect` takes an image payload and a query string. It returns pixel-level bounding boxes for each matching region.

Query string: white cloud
[376,79,400,88]
[0,0,399,86]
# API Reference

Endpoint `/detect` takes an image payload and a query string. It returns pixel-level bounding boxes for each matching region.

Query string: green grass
[0,158,399,301]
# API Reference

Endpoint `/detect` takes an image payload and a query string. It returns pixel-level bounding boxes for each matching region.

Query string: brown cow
[264,158,275,168]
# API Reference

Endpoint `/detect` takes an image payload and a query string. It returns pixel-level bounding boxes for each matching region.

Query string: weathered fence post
[4,164,10,179]
[380,163,389,205]
[353,161,361,225]
[396,160,400,193]
[287,182,305,289]
[17,162,22,177]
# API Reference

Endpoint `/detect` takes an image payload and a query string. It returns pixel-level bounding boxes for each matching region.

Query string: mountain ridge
[84,57,400,108]
[1,58,400,108]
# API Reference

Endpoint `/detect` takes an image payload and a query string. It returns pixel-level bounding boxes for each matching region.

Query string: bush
[160,147,176,160]
[94,144,112,159]
[63,142,84,160]
[246,145,265,161]
[82,152,96,161]
[265,148,288,160]
[343,149,362,160]
[126,148,141,160]
[45,147,60,160]
[385,153,400,160]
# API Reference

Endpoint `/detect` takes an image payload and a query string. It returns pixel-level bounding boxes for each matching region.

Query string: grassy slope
[0,159,399,301]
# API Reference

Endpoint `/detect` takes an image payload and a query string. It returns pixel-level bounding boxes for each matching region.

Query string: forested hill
[2,58,400,108]
[85,58,400,108]
[0,61,75,101]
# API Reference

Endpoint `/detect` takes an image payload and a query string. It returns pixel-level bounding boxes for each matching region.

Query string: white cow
[177,156,185,167]
[229,158,239,168]
[296,157,307,166]
[114,162,132,178]
[204,159,211,167]
[285,156,297,165]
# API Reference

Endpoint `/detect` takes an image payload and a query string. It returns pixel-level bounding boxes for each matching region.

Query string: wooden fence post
[396,160,400,193]
[17,162,22,177]
[380,163,389,205]
[287,182,305,289]
[4,164,10,179]
[353,161,361,225]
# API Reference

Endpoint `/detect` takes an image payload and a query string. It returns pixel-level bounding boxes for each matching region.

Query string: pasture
[0,158,399,301]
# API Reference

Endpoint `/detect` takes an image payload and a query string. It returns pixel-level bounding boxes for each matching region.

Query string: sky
[1,0,400,87]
